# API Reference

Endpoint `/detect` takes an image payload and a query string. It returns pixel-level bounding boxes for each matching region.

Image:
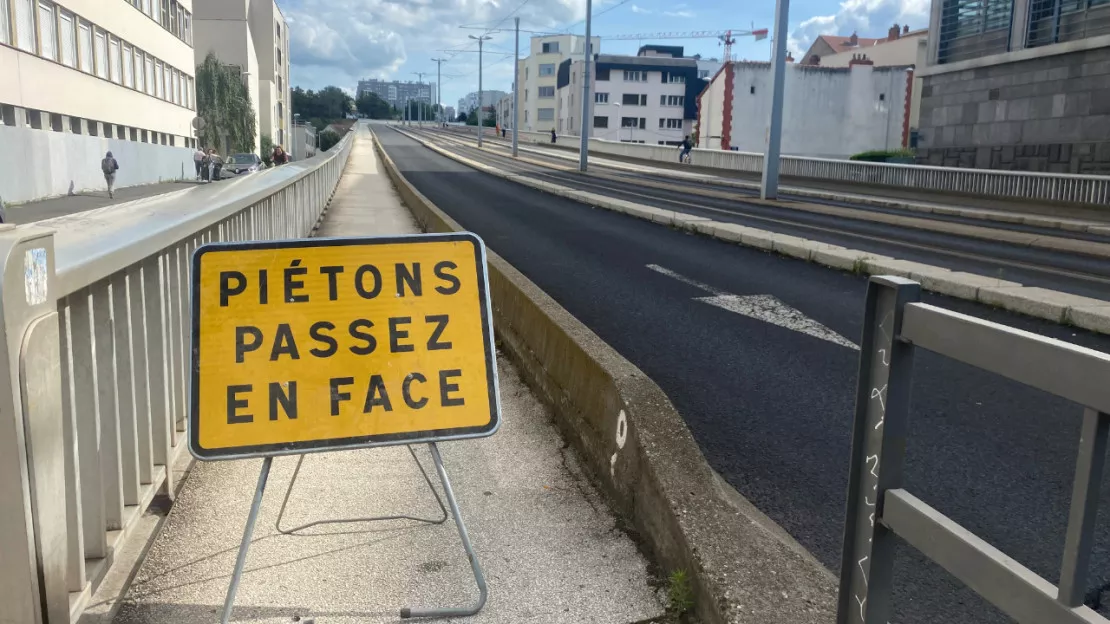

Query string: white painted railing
[0,131,354,623]
[440,125,1110,206]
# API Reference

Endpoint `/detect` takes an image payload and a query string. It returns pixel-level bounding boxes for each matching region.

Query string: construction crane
[600,29,768,61]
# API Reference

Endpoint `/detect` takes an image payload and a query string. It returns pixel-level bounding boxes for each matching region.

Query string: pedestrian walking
[193,146,205,180]
[207,149,223,181]
[101,151,119,198]
[550,128,557,143]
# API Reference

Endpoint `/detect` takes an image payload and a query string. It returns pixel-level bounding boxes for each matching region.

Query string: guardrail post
[837,275,920,624]
[1058,407,1108,607]
[0,225,69,624]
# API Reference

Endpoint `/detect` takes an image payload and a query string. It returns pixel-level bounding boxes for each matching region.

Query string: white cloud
[285,0,587,100]
[630,3,651,13]
[786,0,929,58]
[662,9,693,17]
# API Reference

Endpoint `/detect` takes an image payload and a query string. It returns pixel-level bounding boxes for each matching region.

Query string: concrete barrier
[372,130,838,624]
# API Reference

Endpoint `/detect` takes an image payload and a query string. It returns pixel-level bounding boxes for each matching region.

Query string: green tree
[292,86,353,121]
[319,129,341,152]
[455,111,468,123]
[260,135,274,166]
[356,93,392,119]
[195,52,257,154]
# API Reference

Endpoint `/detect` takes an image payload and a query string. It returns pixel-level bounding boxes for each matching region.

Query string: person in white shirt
[193,147,205,180]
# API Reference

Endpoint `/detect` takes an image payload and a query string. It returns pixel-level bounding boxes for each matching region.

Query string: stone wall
[916,46,1110,174]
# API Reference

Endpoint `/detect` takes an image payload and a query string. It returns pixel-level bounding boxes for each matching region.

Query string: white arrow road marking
[646,264,859,350]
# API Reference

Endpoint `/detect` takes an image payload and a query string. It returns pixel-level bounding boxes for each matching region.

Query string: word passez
[216,259,469,425]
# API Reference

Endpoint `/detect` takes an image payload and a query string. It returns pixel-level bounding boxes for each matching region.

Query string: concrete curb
[372,129,838,624]
[440,126,1110,234]
[402,127,1110,336]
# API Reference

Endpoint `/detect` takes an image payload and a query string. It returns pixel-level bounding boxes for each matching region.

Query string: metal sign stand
[220,443,488,623]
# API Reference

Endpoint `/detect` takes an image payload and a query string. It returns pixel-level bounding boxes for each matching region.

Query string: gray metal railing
[0,132,354,622]
[838,275,1109,624]
[444,124,1110,206]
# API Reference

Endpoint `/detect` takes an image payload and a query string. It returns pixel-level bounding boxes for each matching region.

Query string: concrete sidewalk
[107,126,666,624]
[5,180,199,224]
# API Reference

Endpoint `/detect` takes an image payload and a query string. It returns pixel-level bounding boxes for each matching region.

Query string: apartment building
[0,0,198,202]
[554,46,705,145]
[357,78,435,109]
[520,33,600,132]
[1,0,197,142]
[193,0,290,153]
[457,90,507,115]
[917,0,1110,172]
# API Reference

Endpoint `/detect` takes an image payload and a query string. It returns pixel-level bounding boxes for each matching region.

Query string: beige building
[0,0,198,145]
[192,0,290,154]
[519,33,599,132]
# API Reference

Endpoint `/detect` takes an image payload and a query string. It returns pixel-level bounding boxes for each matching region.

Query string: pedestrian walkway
[106,126,665,623]
[4,180,198,224]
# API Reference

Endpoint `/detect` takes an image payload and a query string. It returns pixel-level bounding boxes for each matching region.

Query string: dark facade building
[917,0,1110,173]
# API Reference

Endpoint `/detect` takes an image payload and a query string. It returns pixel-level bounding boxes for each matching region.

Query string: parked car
[220,153,264,179]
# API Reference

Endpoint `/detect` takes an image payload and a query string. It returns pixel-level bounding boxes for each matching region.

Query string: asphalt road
[375,125,1110,623]
[416,128,1110,301]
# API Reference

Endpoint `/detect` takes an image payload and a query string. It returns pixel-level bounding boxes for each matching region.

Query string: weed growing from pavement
[667,569,694,617]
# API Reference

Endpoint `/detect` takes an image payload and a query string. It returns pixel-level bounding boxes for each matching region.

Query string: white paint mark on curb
[611,409,629,478]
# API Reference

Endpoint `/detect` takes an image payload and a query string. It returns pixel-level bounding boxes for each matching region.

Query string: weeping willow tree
[195,52,257,154]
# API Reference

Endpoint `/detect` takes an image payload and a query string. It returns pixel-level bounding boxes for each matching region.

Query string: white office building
[520,33,599,132]
[192,0,291,153]
[555,46,706,145]
[457,90,507,116]
[0,0,199,203]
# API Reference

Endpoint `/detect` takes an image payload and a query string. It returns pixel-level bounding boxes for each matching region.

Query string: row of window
[1,0,196,111]
[591,93,685,107]
[527,65,692,84]
[1,103,194,147]
[592,116,685,129]
[124,0,193,46]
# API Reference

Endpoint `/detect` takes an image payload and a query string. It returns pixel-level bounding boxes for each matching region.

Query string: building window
[94,29,108,78]
[595,92,608,104]
[538,86,555,98]
[14,0,35,53]
[596,67,610,80]
[0,0,9,46]
[937,0,1014,63]
[183,11,191,44]
[698,69,710,79]
[622,93,647,106]
[145,56,154,95]
[542,41,560,53]
[156,61,164,99]
[134,50,145,91]
[78,20,92,73]
[143,0,153,19]
[661,95,684,106]
[659,118,683,129]
[59,10,76,67]
[539,63,555,76]
[87,118,97,135]
[109,37,122,83]
[50,113,62,132]
[538,108,554,121]
[593,116,608,128]
[621,116,645,129]
[37,1,57,60]
[160,0,169,29]
[623,70,646,82]
[130,127,137,141]
[122,44,133,87]
[663,72,685,84]
[141,129,148,142]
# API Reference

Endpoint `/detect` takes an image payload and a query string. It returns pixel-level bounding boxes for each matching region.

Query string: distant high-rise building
[357,78,435,109]
[457,90,508,115]
[445,106,456,121]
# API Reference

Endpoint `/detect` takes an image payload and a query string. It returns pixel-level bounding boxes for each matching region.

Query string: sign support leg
[401,442,488,619]
[222,457,272,624]
[275,445,448,534]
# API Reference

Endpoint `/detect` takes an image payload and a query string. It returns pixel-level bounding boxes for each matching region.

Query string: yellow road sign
[189,233,500,460]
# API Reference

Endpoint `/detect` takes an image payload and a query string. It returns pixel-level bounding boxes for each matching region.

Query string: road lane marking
[647,264,859,350]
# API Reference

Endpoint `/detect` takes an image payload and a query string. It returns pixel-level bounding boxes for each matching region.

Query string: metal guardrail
[440,124,1110,206]
[0,131,354,622]
[838,275,1109,624]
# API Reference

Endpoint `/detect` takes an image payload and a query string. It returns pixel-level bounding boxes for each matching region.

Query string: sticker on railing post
[188,233,501,460]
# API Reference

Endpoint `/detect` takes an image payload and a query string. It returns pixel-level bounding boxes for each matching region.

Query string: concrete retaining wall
[0,125,193,204]
[372,130,838,624]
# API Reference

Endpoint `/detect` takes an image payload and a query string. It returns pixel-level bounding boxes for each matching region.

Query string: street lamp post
[469,34,492,147]
[412,72,428,125]
[512,17,520,157]
[431,58,447,123]
[761,0,791,200]
[578,0,593,171]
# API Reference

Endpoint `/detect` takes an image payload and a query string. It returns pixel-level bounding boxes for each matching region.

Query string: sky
[282,0,931,111]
